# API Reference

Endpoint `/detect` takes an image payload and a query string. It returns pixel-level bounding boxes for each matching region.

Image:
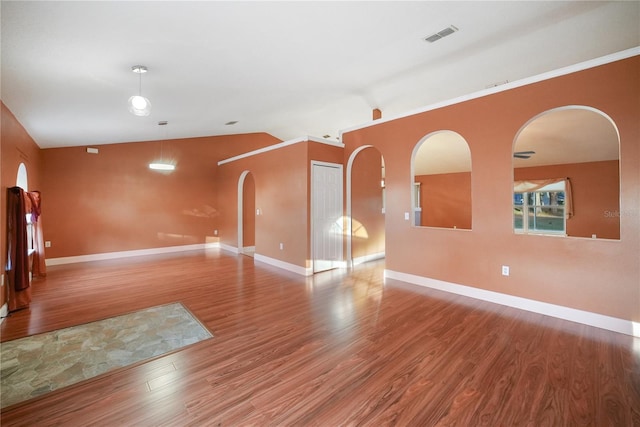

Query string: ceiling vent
[424,25,458,43]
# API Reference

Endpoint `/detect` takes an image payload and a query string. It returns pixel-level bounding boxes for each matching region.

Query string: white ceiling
[1,1,639,149]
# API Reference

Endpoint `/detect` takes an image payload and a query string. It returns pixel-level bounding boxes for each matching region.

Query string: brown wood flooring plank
[1,249,638,426]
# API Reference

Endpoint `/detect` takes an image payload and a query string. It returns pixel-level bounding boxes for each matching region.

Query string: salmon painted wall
[1,103,42,308]
[218,140,343,269]
[351,147,385,261]
[342,56,640,322]
[515,160,620,239]
[41,133,280,258]
[415,172,472,229]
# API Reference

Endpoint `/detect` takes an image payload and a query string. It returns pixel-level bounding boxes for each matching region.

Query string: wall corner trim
[254,253,313,276]
[218,135,344,166]
[384,269,639,338]
[0,303,8,325]
[45,243,220,266]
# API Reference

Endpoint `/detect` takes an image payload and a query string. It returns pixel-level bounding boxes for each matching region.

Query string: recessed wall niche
[411,131,472,230]
[513,106,620,239]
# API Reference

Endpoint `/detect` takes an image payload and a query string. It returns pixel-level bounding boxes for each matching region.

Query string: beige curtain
[514,177,573,218]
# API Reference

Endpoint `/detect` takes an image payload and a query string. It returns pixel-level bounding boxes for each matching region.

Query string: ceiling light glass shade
[149,162,175,171]
[128,95,151,116]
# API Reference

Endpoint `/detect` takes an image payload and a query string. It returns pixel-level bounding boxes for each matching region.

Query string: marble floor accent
[0,302,212,409]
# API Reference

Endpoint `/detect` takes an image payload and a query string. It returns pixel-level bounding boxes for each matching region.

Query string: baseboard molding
[0,303,8,324]
[45,243,220,266]
[384,269,639,338]
[219,243,239,254]
[353,252,385,266]
[254,253,313,276]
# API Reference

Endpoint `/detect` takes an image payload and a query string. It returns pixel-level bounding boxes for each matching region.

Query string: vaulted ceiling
[1,1,639,149]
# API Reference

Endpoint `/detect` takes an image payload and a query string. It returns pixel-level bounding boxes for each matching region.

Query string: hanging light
[149,121,175,171]
[128,65,151,116]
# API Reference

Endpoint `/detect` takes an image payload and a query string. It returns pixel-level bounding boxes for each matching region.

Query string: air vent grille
[424,25,459,43]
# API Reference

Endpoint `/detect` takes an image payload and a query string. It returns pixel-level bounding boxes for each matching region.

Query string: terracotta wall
[1,103,43,308]
[351,147,385,261]
[342,56,640,322]
[40,133,280,258]
[515,160,620,239]
[218,140,343,269]
[415,172,472,229]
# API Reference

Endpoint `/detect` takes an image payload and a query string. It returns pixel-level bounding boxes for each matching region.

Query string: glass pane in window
[514,193,524,205]
[514,207,523,229]
[527,207,536,230]
[530,207,564,231]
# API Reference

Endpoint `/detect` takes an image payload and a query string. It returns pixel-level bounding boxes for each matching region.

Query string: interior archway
[346,146,385,266]
[237,170,256,256]
[513,106,620,239]
[16,163,28,190]
[411,131,472,229]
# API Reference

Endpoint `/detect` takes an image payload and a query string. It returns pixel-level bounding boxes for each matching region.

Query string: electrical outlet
[45,241,52,248]
[279,243,284,250]
[502,265,510,276]
[214,230,218,236]
[404,212,410,220]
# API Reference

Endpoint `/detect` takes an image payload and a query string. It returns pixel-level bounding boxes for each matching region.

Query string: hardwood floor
[1,249,638,426]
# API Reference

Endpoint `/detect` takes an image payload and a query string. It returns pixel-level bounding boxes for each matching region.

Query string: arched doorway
[346,146,386,267]
[238,171,256,256]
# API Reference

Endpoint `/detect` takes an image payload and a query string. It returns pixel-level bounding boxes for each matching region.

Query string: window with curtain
[514,178,572,235]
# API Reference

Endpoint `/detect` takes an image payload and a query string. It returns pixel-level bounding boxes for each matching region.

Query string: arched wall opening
[411,130,472,230]
[512,106,620,239]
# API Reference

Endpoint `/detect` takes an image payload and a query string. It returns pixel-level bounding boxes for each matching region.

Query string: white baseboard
[220,243,239,254]
[0,303,8,324]
[254,253,313,276]
[352,252,385,266]
[384,269,639,338]
[45,243,220,266]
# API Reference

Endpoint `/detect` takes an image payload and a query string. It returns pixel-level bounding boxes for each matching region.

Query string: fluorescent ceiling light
[149,163,175,171]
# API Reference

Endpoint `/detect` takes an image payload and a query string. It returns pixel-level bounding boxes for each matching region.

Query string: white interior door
[312,162,343,273]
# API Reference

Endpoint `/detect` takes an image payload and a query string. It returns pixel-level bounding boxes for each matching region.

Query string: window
[514,181,565,234]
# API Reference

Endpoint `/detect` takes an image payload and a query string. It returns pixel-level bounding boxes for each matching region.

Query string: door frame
[310,160,344,273]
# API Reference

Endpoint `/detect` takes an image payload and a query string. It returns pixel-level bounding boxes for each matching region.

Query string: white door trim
[311,161,344,273]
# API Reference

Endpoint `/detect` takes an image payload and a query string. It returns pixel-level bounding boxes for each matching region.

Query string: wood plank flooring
[1,249,638,426]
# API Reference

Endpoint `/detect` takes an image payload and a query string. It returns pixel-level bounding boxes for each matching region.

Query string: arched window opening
[513,106,620,239]
[412,131,472,229]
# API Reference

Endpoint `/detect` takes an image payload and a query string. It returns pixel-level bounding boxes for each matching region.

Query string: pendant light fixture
[128,65,151,116]
[149,121,176,171]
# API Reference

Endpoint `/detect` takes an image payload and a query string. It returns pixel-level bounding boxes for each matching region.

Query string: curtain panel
[513,177,573,219]
[6,187,31,312]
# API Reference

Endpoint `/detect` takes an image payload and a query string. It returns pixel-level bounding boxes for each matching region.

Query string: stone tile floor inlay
[1,302,212,409]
